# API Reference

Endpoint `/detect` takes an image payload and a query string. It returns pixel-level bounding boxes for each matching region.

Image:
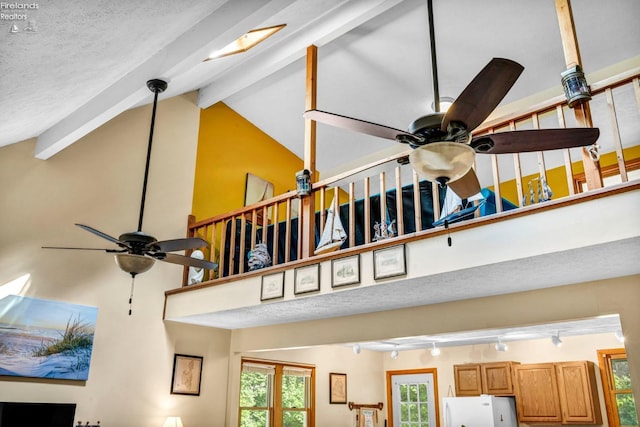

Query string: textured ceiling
[1,0,638,169]
[170,236,640,351]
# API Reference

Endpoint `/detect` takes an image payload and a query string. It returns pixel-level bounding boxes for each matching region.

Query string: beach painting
[0,295,98,380]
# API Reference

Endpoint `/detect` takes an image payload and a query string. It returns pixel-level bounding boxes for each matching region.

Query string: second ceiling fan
[304,1,599,199]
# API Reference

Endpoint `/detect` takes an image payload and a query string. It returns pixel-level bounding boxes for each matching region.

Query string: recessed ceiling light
[205,24,286,61]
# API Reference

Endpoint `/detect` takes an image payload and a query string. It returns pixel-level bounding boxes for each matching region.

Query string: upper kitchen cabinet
[454,361,520,396]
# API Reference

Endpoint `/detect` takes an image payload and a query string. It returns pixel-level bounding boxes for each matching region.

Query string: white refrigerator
[443,395,518,427]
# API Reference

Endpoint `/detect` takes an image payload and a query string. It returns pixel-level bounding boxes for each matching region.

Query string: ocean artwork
[0,295,98,380]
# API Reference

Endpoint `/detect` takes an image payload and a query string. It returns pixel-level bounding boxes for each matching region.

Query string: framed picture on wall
[331,254,360,288]
[373,244,406,280]
[294,264,320,295]
[261,272,285,301]
[329,372,347,404]
[170,354,203,396]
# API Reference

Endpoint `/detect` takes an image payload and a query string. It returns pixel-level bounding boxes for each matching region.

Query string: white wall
[0,93,231,427]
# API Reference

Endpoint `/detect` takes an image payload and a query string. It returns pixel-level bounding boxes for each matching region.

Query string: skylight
[205,24,286,60]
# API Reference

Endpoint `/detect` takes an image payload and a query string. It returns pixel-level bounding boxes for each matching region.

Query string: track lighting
[615,330,625,343]
[390,346,399,359]
[352,344,361,355]
[495,338,508,352]
[551,332,563,347]
[430,342,441,356]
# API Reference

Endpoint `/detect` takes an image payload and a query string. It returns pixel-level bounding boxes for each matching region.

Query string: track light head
[495,338,508,352]
[430,342,441,356]
[551,333,563,347]
[391,346,399,359]
[352,344,361,355]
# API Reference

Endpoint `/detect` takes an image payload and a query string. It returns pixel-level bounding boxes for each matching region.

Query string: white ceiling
[3,0,638,349]
[2,0,638,169]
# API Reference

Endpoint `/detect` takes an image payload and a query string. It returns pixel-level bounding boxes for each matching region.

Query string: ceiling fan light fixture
[114,253,155,276]
[409,141,475,185]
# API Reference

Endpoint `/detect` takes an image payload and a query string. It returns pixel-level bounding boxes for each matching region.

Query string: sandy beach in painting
[0,325,93,379]
[0,295,97,380]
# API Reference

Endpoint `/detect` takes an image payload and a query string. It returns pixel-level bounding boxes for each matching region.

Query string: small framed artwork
[261,272,285,301]
[294,264,320,295]
[373,244,406,279]
[331,254,360,288]
[329,372,347,404]
[170,354,203,396]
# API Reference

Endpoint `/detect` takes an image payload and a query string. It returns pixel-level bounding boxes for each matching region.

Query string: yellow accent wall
[192,102,305,220]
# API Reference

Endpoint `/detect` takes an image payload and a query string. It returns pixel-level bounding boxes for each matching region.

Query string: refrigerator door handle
[445,401,451,427]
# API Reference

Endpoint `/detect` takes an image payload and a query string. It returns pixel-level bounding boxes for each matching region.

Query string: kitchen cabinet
[513,361,602,424]
[555,361,602,424]
[454,361,519,396]
[513,363,562,423]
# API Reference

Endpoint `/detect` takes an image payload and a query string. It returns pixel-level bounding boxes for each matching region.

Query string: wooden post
[555,0,602,190]
[301,45,318,258]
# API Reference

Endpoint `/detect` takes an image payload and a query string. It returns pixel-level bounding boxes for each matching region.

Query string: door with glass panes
[388,369,438,427]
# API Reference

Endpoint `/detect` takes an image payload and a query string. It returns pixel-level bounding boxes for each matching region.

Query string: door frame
[386,368,440,427]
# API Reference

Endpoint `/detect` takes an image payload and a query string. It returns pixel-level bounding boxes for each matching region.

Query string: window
[598,348,639,427]
[239,359,315,427]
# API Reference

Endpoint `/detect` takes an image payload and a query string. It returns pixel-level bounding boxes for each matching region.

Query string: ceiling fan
[44,79,216,289]
[304,1,599,199]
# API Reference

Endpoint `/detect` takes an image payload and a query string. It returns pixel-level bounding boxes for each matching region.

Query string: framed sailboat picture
[331,255,360,288]
[294,264,320,295]
[373,245,406,279]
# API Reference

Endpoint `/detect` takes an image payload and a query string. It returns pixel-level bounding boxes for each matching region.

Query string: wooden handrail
[179,67,640,287]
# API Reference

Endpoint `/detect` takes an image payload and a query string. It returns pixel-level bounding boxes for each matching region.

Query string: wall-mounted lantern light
[296,169,311,196]
[561,65,591,108]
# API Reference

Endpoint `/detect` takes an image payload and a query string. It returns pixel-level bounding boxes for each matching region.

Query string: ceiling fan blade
[42,246,125,253]
[304,109,415,141]
[156,253,217,270]
[150,237,208,253]
[447,168,481,200]
[470,128,600,154]
[441,58,524,133]
[75,223,128,247]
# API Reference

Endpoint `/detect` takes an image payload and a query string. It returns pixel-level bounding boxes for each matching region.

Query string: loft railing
[182,67,640,287]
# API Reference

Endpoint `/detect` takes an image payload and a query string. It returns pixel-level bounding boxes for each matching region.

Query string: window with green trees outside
[239,359,314,427]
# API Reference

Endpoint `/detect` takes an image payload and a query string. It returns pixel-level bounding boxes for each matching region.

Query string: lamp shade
[114,253,155,275]
[409,141,475,185]
[162,417,184,427]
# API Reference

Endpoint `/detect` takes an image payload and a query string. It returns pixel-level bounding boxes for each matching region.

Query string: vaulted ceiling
[3,0,638,347]
[2,0,638,173]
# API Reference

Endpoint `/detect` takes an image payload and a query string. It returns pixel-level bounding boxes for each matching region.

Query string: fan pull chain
[128,274,136,315]
[444,219,452,247]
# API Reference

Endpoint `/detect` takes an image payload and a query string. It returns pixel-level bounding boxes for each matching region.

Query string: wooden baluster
[379,171,386,228]
[412,171,423,232]
[349,182,355,248]
[238,215,247,274]
[363,177,371,243]
[488,127,503,213]
[605,88,628,182]
[532,113,549,201]
[272,202,280,265]
[395,166,404,236]
[284,198,292,263]
[229,216,237,275]
[556,105,576,195]
[510,121,524,207]
[218,219,227,277]
[297,198,303,260]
